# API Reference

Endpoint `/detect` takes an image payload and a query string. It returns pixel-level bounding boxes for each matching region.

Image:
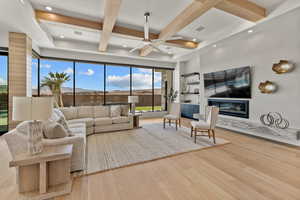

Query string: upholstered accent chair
[163,103,181,130]
[190,106,219,144]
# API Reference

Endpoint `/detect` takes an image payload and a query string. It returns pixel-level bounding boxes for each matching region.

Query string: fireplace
[208,99,249,119]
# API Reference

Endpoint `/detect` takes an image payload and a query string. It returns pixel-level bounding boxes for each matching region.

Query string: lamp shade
[13,97,53,121]
[128,96,139,103]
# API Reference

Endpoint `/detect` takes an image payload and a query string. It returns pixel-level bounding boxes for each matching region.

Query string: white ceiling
[28,0,293,57]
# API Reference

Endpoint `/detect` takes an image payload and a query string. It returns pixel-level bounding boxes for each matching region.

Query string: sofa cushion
[69,123,86,136]
[77,106,94,118]
[43,122,68,139]
[94,117,113,126]
[57,116,73,136]
[60,107,78,120]
[110,105,121,117]
[68,118,94,128]
[120,105,129,116]
[94,106,110,118]
[112,116,130,124]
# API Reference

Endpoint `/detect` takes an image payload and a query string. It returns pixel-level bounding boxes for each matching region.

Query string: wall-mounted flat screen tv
[204,66,251,98]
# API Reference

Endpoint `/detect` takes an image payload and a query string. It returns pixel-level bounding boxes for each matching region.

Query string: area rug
[86,123,230,174]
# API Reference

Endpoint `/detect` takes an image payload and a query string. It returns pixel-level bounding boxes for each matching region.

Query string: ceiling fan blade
[129,43,146,53]
[166,36,183,41]
[144,12,150,40]
[151,36,182,43]
[150,43,169,54]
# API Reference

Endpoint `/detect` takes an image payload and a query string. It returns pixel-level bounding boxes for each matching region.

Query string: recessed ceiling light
[59,35,65,39]
[45,6,52,11]
[122,44,127,48]
[248,29,253,33]
[192,38,197,42]
[213,44,217,48]
[19,0,25,5]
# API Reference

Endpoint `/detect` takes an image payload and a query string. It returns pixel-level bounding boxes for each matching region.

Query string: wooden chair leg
[190,127,193,137]
[194,129,197,143]
[208,130,211,139]
[169,119,171,126]
[163,118,165,128]
[176,120,178,130]
[179,118,181,127]
[212,129,216,144]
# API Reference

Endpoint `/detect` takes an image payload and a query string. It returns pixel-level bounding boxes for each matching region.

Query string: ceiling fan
[129,12,182,54]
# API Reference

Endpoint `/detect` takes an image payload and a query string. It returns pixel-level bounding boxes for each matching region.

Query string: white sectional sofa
[59,105,133,136]
[5,105,133,172]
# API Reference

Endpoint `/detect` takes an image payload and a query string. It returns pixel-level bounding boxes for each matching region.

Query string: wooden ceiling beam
[140,0,222,56]
[99,0,122,52]
[195,0,266,22]
[35,10,199,49]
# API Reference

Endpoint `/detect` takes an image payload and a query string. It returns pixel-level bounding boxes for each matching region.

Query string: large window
[0,53,8,134]
[33,57,173,112]
[32,57,39,96]
[75,62,104,106]
[106,65,130,104]
[40,59,74,107]
[132,67,153,112]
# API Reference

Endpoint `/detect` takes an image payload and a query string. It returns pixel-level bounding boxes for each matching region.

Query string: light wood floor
[1,118,300,200]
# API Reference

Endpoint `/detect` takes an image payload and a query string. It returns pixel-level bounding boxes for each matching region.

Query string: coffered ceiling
[26,0,292,58]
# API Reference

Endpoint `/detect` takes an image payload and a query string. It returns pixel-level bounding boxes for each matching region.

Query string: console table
[10,144,73,200]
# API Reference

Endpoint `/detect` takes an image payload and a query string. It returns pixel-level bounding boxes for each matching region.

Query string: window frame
[33,54,173,112]
[0,51,9,135]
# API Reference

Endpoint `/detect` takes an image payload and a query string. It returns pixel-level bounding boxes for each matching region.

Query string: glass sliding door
[40,59,74,107]
[75,62,104,106]
[154,69,173,111]
[132,67,153,112]
[106,65,130,104]
[0,53,8,134]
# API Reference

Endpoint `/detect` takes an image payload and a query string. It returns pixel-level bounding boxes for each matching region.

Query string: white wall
[182,7,300,129]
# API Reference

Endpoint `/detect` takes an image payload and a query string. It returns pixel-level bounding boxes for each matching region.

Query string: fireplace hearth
[208,99,249,119]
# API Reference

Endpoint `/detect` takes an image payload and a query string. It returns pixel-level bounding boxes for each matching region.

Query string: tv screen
[204,66,251,98]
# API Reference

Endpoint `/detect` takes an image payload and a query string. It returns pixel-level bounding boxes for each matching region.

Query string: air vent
[195,26,205,32]
[74,30,83,36]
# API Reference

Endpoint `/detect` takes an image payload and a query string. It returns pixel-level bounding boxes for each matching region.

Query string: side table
[9,144,73,200]
[133,113,142,129]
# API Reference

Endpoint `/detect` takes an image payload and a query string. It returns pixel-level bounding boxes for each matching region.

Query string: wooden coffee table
[9,144,73,200]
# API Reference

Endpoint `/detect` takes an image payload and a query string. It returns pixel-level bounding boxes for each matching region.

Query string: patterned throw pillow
[57,116,74,136]
[110,105,121,117]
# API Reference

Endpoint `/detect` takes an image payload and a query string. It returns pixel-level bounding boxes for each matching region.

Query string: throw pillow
[43,122,68,139]
[110,105,121,117]
[57,116,74,136]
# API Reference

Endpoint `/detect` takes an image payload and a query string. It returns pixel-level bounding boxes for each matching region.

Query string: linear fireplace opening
[208,99,249,119]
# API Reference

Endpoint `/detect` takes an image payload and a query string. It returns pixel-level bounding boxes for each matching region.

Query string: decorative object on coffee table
[128,96,139,114]
[13,97,53,155]
[260,112,289,129]
[258,81,277,94]
[272,60,294,74]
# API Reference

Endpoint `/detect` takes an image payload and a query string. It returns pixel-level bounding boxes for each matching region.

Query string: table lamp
[128,96,139,114]
[13,97,53,155]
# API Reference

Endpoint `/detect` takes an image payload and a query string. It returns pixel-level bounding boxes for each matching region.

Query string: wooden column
[8,32,32,130]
